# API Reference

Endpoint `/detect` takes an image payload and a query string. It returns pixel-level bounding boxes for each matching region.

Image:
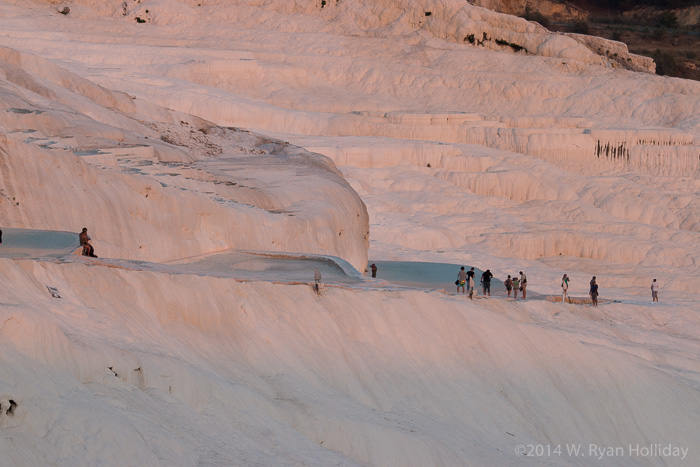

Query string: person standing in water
[561,274,570,303]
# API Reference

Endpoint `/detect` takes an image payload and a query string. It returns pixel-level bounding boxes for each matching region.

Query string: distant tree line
[578,0,700,12]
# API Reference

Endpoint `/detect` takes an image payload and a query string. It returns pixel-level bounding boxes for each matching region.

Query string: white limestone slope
[2,258,699,466]
[0,45,369,269]
[0,0,699,466]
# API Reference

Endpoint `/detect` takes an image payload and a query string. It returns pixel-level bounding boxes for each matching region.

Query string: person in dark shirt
[589,278,599,306]
[481,269,493,297]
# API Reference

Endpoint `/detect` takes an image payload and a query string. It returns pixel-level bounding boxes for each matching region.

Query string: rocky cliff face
[471,0,587,21]
[623,4,700,27]
[473,0,700,27]
[470,0,669,74]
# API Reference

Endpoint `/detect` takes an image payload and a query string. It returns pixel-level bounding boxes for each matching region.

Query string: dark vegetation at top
[521,1,700,80]
[578,1,699,11]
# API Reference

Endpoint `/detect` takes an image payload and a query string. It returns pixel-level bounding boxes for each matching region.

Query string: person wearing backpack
[504,275,512,297]
[561,274,570,303]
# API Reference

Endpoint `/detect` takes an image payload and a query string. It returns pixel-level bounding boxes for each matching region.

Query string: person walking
[467,267,476,298]
[561,274,570,303]
[651,279,659,302]
[589,278,599,306]
[519,271,527,300]
[481,269,493,297]
[504,275,512,298]
[457,267,467,294]
[512,275,520,300]
[467,267,475,282]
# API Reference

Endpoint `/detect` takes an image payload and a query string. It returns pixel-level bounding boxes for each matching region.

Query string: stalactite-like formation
[595,140,629,161]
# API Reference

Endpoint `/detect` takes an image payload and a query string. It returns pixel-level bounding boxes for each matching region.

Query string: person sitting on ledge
[79,227,97,258]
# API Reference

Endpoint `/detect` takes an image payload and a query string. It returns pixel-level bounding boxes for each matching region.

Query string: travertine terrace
[0,1,698,465]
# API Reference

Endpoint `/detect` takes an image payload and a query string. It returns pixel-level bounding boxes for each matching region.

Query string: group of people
[456,267,498,300]
[75,231,662,306]
[564,274,659,304]
[456,267,474,298]
[457,269,661,305]
[503,271,528,300]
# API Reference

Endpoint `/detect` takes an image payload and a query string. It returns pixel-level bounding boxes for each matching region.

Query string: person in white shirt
[519,271,527,300]
[651,279,659,302]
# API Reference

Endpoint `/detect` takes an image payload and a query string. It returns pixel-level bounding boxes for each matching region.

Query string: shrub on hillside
[657,11,678,29]
[521,6,550,29]
[652,49,679,76]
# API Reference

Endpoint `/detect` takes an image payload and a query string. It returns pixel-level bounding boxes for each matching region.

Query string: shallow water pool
[365,261,508,294]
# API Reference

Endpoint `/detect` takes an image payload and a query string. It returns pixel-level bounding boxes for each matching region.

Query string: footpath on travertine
[0,228,593,303]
